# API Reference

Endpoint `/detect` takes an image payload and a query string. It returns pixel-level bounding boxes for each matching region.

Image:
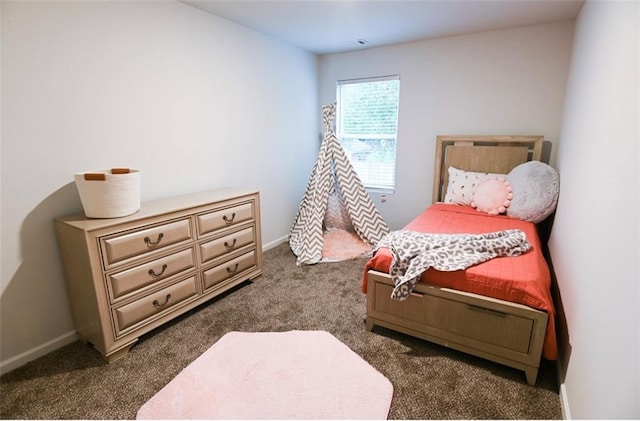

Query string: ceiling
[182,0,584,55]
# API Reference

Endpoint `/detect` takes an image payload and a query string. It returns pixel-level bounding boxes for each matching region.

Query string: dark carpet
[0,243,561,419]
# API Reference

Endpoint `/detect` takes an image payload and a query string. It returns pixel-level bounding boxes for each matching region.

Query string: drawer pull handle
[224,239,237,250]
[226,263,239,275]
[223,213,236,225]
[468,304,507,318]
[148,264,168,278]
[152,294,171,308]
[144,233,164,247]
[410,292,424,298]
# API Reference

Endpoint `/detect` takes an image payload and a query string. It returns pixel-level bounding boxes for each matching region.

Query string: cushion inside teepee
[321,229,373,262]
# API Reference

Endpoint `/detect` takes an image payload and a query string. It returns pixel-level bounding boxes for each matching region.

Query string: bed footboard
[366,270,548,386]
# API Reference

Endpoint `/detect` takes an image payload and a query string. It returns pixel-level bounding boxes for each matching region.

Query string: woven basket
[74,168,141,218]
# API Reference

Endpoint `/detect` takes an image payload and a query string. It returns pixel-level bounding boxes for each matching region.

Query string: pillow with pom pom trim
[471,178,513,215]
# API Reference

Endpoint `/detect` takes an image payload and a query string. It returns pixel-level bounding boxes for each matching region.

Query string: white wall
[0,1,319,373]
[549,0,639,418]
[319,21,574,230]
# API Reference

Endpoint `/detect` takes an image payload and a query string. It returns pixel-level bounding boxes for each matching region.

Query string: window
[336,75,400,193]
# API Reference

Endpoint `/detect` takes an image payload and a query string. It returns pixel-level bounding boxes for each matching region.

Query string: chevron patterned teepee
[289,103,390,265]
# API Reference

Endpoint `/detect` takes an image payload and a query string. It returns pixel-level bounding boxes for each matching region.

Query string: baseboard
[556,358,571,419]
[0,331,78,376]
[1,237,289,376]
[559,382,572,419]
[263,235,289,251]
[548,250,571,420]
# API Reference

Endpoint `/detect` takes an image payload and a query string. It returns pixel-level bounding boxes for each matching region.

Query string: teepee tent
[289,103,390,265]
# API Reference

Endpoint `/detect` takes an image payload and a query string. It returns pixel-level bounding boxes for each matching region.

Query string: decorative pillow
[444,166,507,206]
[471,178,514,215]
[507,161,560,223]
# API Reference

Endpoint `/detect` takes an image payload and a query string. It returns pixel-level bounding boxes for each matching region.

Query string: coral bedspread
[362,203,557,360]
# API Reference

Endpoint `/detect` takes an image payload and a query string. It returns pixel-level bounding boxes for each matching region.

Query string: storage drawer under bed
[372,282,534,353]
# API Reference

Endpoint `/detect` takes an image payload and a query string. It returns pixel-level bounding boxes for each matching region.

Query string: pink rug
[321,229,373,262]
[136,331,393,419]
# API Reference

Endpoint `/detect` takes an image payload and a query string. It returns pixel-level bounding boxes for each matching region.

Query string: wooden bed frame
[365,135,549,385]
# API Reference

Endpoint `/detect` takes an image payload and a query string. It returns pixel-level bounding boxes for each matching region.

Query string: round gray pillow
[506,161,560,223]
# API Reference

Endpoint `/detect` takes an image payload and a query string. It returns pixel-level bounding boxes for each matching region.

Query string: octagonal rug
[136,330,393,419]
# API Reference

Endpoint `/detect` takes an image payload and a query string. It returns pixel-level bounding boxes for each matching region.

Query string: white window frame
[336,75,400,194]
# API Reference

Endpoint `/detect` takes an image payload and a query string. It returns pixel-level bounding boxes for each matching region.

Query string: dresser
[55,188,263,362]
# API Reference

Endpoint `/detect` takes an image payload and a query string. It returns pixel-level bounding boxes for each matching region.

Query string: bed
[363,135,557,385]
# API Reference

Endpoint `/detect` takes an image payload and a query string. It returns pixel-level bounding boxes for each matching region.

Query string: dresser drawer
[202,251,256,291]
[197,202,253,237]
[113,276,198,334]
[199,226,255,264]
[373,282,534,353]
[102,218,193,267]
[107,247,196,302]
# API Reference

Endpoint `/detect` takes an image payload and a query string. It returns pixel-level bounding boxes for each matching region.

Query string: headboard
[432,135,543,204]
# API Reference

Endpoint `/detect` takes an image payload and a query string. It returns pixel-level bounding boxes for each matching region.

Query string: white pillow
[444,166,507,206]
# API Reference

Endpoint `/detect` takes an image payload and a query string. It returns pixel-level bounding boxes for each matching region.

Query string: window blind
[336,75,400,192]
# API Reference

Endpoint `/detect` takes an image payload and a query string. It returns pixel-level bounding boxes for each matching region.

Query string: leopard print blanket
[374,229,532,300]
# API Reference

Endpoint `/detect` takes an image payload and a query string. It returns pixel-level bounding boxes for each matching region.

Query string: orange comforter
[362,203,557,360]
